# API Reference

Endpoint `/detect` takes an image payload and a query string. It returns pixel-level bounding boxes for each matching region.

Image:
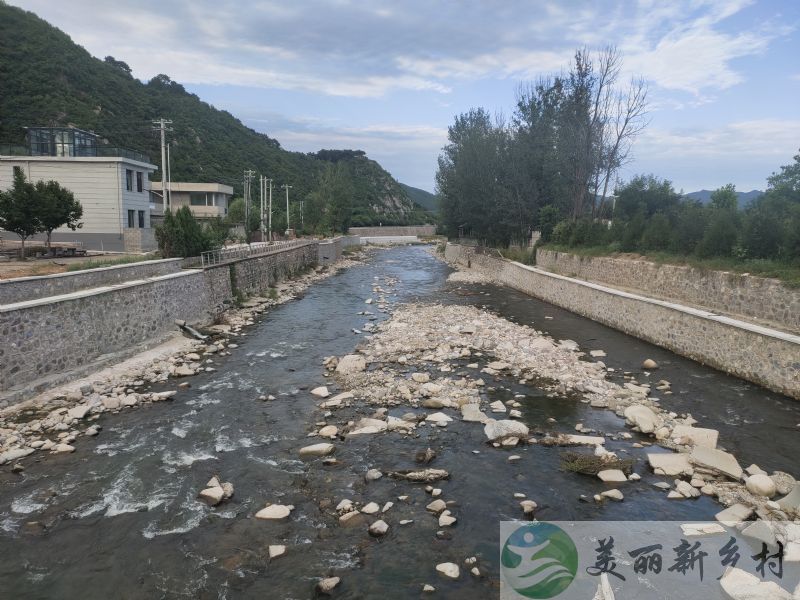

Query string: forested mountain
[400,183,439,213]
[684,189,763,209]
[0,2,426,226]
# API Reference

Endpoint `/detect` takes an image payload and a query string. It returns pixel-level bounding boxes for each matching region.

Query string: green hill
[400,183,439,213]
[0,1,426,226]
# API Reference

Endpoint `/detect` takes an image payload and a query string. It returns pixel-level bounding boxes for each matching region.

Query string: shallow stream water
[0,246,797,599]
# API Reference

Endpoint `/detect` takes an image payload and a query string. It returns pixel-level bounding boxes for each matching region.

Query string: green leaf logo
[501,522,578,598]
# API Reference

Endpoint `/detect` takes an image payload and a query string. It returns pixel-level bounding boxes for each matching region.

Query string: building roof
[150,182,234,194]
[0,154,157,170]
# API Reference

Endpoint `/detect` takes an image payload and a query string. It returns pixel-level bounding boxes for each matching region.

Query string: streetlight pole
[281,183,292,235]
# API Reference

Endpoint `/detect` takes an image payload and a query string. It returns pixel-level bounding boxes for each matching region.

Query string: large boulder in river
[299,443,335,458]
[623,405,660,434]
[689,446,743,480]
[336,355,366,375]
[483,419,529,442]
[745,474,777,498]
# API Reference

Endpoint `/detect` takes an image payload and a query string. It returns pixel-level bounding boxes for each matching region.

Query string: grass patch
[66,254,157,272]
[541,244,800,287]
[499,247,536,265]
[560,451,634,476]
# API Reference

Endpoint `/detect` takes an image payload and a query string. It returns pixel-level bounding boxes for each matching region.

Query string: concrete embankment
[536,248,800,335]
[0,241,322,405]
[445,243,800,400]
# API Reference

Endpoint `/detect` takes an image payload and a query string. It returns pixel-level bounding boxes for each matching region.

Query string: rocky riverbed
[0,244,797,599]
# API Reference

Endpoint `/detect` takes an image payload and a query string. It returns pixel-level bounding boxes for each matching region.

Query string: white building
[0,127,158,252]
[150,181,233,221]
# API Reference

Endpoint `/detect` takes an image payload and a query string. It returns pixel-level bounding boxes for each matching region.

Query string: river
[0,245,797,598]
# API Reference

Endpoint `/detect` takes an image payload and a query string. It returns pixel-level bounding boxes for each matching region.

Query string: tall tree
[35,179,83,251]
[0,170,43,258]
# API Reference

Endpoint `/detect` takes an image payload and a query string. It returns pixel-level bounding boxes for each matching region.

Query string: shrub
[155,206,213,258]
[696,210,738,258]
[640,212,672,252]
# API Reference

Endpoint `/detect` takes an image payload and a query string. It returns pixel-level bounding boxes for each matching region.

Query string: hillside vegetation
[0,2,427,228]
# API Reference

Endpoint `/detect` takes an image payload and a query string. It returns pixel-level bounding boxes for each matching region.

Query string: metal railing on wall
[200,239,311,267]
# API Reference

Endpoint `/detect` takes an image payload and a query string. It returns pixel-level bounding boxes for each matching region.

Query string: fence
[200,239,311,267]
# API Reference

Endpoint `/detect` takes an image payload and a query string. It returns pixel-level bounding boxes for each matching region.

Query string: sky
[11,0,800,193]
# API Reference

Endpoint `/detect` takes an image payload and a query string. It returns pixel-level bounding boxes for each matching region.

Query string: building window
[127,209,135,228]
[190,192,209,206]
[126,169,133,191]
[138,210,145,228]
[136,172,143,193]
[12,166,22,178]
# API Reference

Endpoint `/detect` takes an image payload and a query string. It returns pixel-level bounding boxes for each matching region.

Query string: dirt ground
[0,253,144,280]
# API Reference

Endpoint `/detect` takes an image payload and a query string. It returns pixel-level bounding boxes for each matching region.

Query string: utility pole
[166,142,172,210]
[266,178,273,241]
[152,118,173,211]
[243,169,255,236]
[259,175,266,239]
[281,183,293,235]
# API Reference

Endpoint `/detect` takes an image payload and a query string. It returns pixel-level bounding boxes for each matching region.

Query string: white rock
[67,405,91,420]
[199,486,225,506]
[336,499,353,512]
[715,503,754,525]
[439,512,457,527]
[520,500,538,515]
[321,391,354,408]
[647,453,694,476]
[597,469,627,483]
[336,355,366,374]
[600,489,624,501]
[436,562,460,580]
[623,405,659,433]
[268,545,286,559]
[483,419,529,442]
[745,474,777,498]
[411,372,430,383]
[689,446,743,480]
[426,499,447,514]
[318,425,338,438]
[642,359,658,370]
[426,412,453,424]
[672,425,719,449]
[255,504,293,520]
[310,386,330,398]
[53,443,75,453]
[361,502,380,515]
[317,577,340,593]
[369,519,389,536]
[299,443,335,458]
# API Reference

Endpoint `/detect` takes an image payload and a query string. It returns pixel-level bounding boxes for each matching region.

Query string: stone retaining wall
[232,242,318,297]
[446,244,800,400]
[536,249,800,334]
[0,271,208,399]
[349,225,436,237]
[0,258,182,305]
[0,242,321,404]
[318,237,343,265]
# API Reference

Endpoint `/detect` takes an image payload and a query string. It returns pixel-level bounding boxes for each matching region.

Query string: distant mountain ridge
[0,2,427,226]
[683,189,763,208]
[400,183,439,213]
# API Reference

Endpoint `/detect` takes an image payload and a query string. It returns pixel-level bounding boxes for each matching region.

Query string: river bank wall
[536,249,800,335]
[445,243,800,400]
[0,241,321,404]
